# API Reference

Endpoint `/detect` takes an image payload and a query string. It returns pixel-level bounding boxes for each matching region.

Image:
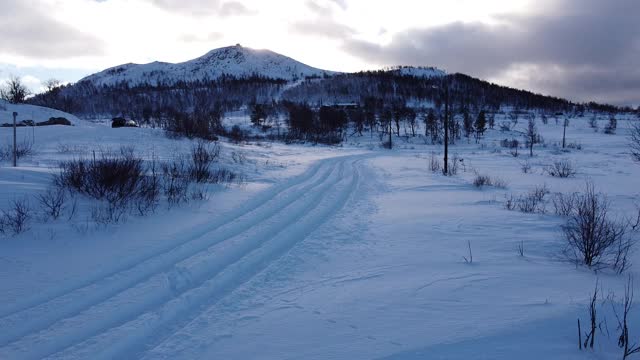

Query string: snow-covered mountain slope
[79,45,336,86]
[0,100,83,126]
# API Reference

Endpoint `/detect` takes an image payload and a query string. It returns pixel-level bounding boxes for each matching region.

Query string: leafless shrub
[517,240,525,257]
[499,122,513,132]
[604,116,617,135]
[189,140,220,183]
[563,182,633,272]
[0,139,34,161]
[56,148,145,204]
[429,152,441,173]
[552,192,578,217]
[161,158,191,206]
[613,275,640,359]
[136,158,161,215]
[446,154,460,176]
[505,194,517,211]
[473,173,507,189]
[630,122,640,163]
[505,185,549,214]
[91,202,127,226]
[231,151,247,164]
[67,196,78,221]
[520,160,533,174]
[209,168,244,185]
[566,142,583,150]
[579,281,599,350]
[545,159,577,178]
[589,116,598,131]
[517,185,549,214]
[1,198,32,235]
[37,186,66,220]
[190,185,210,201]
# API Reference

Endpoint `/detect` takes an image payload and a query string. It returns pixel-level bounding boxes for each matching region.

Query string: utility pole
[562,117,568,149]
[13,112,17,167]
[443,83,449,175]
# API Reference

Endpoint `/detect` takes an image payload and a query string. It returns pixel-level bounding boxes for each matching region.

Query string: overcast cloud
[0,0,638,105]
[0,1,104,59]
[340,0,640,105]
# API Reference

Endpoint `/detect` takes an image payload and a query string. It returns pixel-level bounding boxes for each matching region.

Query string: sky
[0,0,638,106]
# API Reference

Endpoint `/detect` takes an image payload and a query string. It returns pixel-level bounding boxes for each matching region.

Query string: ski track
[0,154,365,360]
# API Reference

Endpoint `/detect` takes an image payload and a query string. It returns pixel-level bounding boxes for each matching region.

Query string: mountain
[79,44,336,86]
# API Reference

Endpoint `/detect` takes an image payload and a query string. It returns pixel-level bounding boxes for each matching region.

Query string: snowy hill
[0,99,83,126]
[79,45,336,86]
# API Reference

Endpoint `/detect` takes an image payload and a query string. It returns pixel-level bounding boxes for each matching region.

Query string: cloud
[328,0,347,10]
[306,0,333,17]
[342,0,640,105]
[149,0,254,17]
[292,19,356,40]
[0,1,104,59]
[219,2,254,16]
[295,0,354,40]
[179,32,224,43]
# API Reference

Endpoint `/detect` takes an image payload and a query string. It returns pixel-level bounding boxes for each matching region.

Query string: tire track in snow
[0,156,361,360]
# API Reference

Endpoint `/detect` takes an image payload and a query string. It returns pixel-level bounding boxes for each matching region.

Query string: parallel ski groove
[0,156,330,320]
[0,156,362,360]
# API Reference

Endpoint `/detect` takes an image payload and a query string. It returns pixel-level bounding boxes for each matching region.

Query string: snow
[80,45,336,86]
[385,66,446,78]
[0,107,639,359]
[0,100,83,126]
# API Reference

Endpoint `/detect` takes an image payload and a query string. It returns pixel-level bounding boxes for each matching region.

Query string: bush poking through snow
[161,158,191,206]
[189,140,220,183]
[604,116,617,135]
[429,152,441,173]
[472,173,507,189]
[0,198,32,235]
[545,159,577,178]
[445,154,461,176]
[518,185,549,214]
[56,147,146,204]
[37,186,66,220]
[612,275,640,359]
[631,122,640,163]
[552,192,578,217]
[0,139,34,162]
[504,185,549,214]
[563,183,633,273]
[520,160,533,174]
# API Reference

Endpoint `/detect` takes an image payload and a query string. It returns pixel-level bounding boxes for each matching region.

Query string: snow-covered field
[1,103,639,359]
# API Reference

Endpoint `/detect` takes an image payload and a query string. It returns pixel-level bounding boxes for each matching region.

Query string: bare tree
[563,182,631,272]
[525,118,538,157]
[44,78,62,92]
[0,75,32,104]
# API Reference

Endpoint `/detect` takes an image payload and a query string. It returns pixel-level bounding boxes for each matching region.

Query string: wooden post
[13,111,17,167]
[443,84,449,175]
[563,118,568,149]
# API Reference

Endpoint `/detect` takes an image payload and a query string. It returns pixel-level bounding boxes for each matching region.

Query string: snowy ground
[0,103,639,359]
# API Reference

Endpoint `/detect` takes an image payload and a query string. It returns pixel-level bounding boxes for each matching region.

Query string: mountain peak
[80,45,335,86]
